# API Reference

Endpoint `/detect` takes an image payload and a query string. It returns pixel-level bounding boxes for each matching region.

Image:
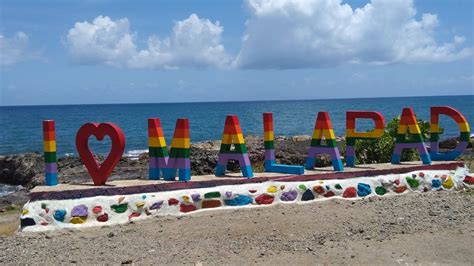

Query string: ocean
[0,95,472,157]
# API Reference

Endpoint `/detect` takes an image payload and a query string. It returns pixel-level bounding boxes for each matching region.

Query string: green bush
[341,116,435,164]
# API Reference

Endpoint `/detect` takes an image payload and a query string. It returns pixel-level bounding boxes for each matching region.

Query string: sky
[0,0,473,106]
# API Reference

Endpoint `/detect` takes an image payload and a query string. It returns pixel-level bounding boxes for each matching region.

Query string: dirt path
[0,190,473,265]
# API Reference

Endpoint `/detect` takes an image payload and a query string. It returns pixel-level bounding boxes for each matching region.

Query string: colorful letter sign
[305,112,344,171]
[345,111,385,167]
[263,112,304,174]
[391,108,431,165]
[43,120,58,186]
[430,106,470,160]
[148,118,191,181]
[76,123,126,186]
[215,115,253,178]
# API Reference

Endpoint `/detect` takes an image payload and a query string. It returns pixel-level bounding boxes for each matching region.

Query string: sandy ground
[0,190,473,265]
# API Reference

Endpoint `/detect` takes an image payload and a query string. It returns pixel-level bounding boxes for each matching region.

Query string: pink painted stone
[92,206,102,214]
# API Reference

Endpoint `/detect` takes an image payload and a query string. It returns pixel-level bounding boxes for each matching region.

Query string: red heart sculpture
[76,123,125,186]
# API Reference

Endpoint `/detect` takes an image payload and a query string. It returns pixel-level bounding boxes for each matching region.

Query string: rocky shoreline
[1,135,471,188]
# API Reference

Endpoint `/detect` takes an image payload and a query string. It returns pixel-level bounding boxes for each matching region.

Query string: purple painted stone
[280,190,298,201]
[225,191,232,198]
[150,201,164,210]
[71,204,88,217]
[191,193,201,202]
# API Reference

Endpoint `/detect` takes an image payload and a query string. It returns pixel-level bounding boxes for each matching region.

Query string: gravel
[0,190,472,264]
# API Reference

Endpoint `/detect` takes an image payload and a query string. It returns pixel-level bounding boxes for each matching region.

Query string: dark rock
[301,189,315,201]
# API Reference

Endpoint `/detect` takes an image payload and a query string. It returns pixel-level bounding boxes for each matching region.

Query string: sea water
[0,95,472,157]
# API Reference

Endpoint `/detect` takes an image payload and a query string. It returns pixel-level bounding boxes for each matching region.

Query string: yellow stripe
[222,134,245,144]
[397,124,421,134]
[171,138,190,148]
[312,129,335,140]
[43,140,56,152]
[458,122,470,132]
[264,131,274,141]
[346,128,384,138]
[148,137,166,147]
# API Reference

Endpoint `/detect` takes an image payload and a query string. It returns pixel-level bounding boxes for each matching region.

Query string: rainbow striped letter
[263,113,304,174]
[391,108,431,165]
[345,111,385,167]
[215,115,253,178]
[148,118,191,181]
[430,106,470,160]
[43,120,58,186]
[305,112,344,171]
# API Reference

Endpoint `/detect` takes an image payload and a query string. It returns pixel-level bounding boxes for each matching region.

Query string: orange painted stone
[394,185,407,193]
[313,185,325,194]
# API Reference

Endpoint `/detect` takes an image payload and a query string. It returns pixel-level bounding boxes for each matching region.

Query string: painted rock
[202,200,222,209]
[128,212,140,219]
[334,184,342,190]
[267,186,277,193]
[97,213,108,222]
[53,209,67,222]
[71,205,88,217]
[443,176,454,189]
[150,201,163,210]
[180,204,197,213]
[301,189,315,201]
[394,179,400,185]
[255,194,274,205]
[70,216,86,224]
[394,185,407,194]
[111,203,128,213]
[375,186,387,196]
[343,187,357,198]
[168,198,179,206]
[224,195,253,206]
[204,191,221,199]
[191,193,201,202]
[92,206,102,214]
[40,221,48,226]
[142,195,147,199]
[280,190,298,201]
[298,184,307,191]
[41,203,47,209]
[136,202,145,208]
[20,218,36,228]
[323,191,335,198]
[463,176,474,184]
[419,172,425,177]
[225,191,232,198]
[182,196,191,203]
[118,196,126,203]
[432,179,441,188]
[406,177,420,188]
[280,185,285,190]
[313,185,325,194]
[357,183,372,197]
[249,189,257,194]
[21,209,29,215]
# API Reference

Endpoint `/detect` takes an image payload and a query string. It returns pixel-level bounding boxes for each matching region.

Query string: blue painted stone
[224,195,253,206]
[432,179,441,188]
[357,183,372,197]
[280,190,298,201]
[53,209,67,222]
[301,189,315,201]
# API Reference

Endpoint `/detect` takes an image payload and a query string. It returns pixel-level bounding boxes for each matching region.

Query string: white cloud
[66,14,231,69]
[0,32,36,67]
[234,0,472,69]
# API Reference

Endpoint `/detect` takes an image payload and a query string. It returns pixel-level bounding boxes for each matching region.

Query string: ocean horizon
[1,95,472,157]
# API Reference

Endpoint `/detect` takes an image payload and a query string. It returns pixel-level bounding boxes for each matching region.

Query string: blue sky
[0,0,473,106]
